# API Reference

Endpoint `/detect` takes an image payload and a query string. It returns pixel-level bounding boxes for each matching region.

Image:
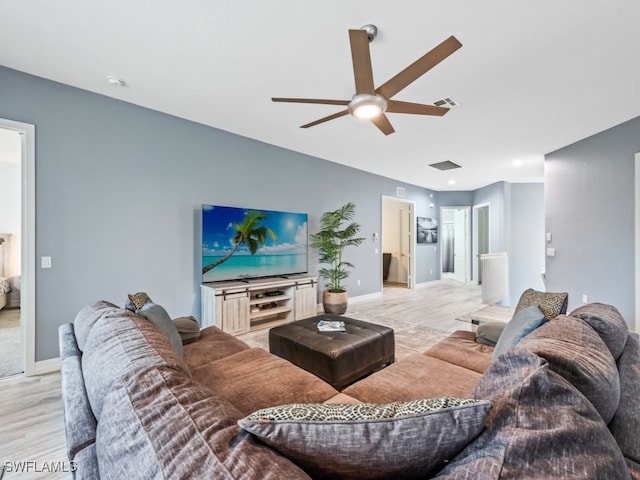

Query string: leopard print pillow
[244,397,482,422]
[127,292,151,310]
[239,397,492,479]
[515,288,568,319]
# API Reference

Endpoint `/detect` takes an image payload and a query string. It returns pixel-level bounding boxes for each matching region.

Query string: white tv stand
[201,275,318,335]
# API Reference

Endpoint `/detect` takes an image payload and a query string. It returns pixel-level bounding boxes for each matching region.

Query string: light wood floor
[0,279,487,479]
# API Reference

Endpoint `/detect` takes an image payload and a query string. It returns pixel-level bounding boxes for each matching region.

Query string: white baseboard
[348,291,383,303]
[34,357,60,375]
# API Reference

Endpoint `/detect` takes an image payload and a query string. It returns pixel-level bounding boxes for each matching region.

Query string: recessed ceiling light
[107,76,125,87]
[448,179,456,185]
[512,159,523,167]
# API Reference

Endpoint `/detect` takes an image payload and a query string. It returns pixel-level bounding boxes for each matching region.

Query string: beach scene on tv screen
[202,204,308,282]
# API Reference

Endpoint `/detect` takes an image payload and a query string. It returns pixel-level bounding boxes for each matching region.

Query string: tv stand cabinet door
[294,281,318,320]
[221,291,250,335]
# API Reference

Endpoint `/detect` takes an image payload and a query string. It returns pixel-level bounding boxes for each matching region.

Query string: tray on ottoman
[269,315,395,390]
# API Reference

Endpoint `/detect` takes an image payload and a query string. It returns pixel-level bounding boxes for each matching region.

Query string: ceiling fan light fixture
[348,93,387,119]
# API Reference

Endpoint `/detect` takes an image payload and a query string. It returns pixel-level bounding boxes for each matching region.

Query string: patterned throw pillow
[127,292,151,310]
[515,288,568,319]
[238,397,492,479]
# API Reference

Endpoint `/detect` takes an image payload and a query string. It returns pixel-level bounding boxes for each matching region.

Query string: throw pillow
[126,291,151,311]
[238,397,492,480]
[493,305,547,358]
[514,288,568,319]
[136,301,184,356]
[475,321,506,347]
[173,316,201,344]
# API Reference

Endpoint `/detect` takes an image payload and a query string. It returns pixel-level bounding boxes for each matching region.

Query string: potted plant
[310,202,365,314]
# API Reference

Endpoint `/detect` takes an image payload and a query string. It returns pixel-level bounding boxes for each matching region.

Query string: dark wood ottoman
[269,315,395,389]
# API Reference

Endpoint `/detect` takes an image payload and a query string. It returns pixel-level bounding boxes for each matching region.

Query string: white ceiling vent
[428,160,462,171]
[434,97,458,108]
[396,187,406,197]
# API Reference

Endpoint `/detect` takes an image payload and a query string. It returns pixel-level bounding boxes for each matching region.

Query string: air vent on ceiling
[428,160,462,171]
[434,97,458,108]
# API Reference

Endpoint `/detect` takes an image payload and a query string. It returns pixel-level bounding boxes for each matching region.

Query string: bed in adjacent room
[0,233,11,310]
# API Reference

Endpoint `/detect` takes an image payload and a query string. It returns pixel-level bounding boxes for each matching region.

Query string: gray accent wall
[436,183,545,305]
[0,66,441,361]
[0,64,554,361]
[545,116,640,330]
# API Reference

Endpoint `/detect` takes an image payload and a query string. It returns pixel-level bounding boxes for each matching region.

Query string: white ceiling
[2,1,640,190]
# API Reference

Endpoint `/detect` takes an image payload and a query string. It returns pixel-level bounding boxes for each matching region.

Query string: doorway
[0,118,36,377]
[381,196,415,289]
[472,204,490,285]
[440,206,470,284]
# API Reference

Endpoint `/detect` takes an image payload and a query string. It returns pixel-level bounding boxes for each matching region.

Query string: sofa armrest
[58,323,99,470]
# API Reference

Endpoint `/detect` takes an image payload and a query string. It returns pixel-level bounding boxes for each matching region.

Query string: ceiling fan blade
[300,110,350,129]
[386,100,449,116]
[370,114,395,135]
[376,36,462,100]
[349,29,376,95]
[272,98,350,106]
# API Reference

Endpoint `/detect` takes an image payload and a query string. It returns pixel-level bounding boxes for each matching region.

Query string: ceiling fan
[272,25,462,135]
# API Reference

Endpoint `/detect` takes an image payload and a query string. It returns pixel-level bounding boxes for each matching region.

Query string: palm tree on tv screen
[202,210,277,274]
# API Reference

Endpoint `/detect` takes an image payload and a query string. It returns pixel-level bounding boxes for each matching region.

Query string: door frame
[381,195,416,290]
[635,152,640,334]
[0,118,36,376]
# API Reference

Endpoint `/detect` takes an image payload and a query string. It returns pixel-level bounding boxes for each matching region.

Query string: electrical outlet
[582,294,588,303]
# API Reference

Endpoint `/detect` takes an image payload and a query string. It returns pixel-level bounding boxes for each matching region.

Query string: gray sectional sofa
[59,299,640,479]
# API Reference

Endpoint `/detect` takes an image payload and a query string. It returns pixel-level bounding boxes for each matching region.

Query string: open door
[452,208,467,283]
[441,206,470,284]
[381,196,415,289]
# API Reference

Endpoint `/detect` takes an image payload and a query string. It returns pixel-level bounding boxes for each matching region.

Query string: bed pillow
[493,306,547,358]
[238,397,492,480]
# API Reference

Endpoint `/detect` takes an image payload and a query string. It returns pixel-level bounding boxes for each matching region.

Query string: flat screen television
[202,204,308,283]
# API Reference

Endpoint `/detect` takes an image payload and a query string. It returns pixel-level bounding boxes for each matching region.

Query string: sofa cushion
[73,300,120,351]
[136,301,184,356]
[173,315,201,344]
[517,315,620,424]
[82,311,191,419]
[342,353,482,403]
[96,365,310,480]
[424,330,493,373]
[493,306,548,358]
[570,302,629,360]
[239,398,492,480]
[182,326,250,371]
[514,288,568,319]
[190,348,339,415]
[434,350,630,479]
[609,332,640,465]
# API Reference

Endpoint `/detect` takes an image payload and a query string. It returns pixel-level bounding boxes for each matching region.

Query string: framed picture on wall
[417,217,438,244]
